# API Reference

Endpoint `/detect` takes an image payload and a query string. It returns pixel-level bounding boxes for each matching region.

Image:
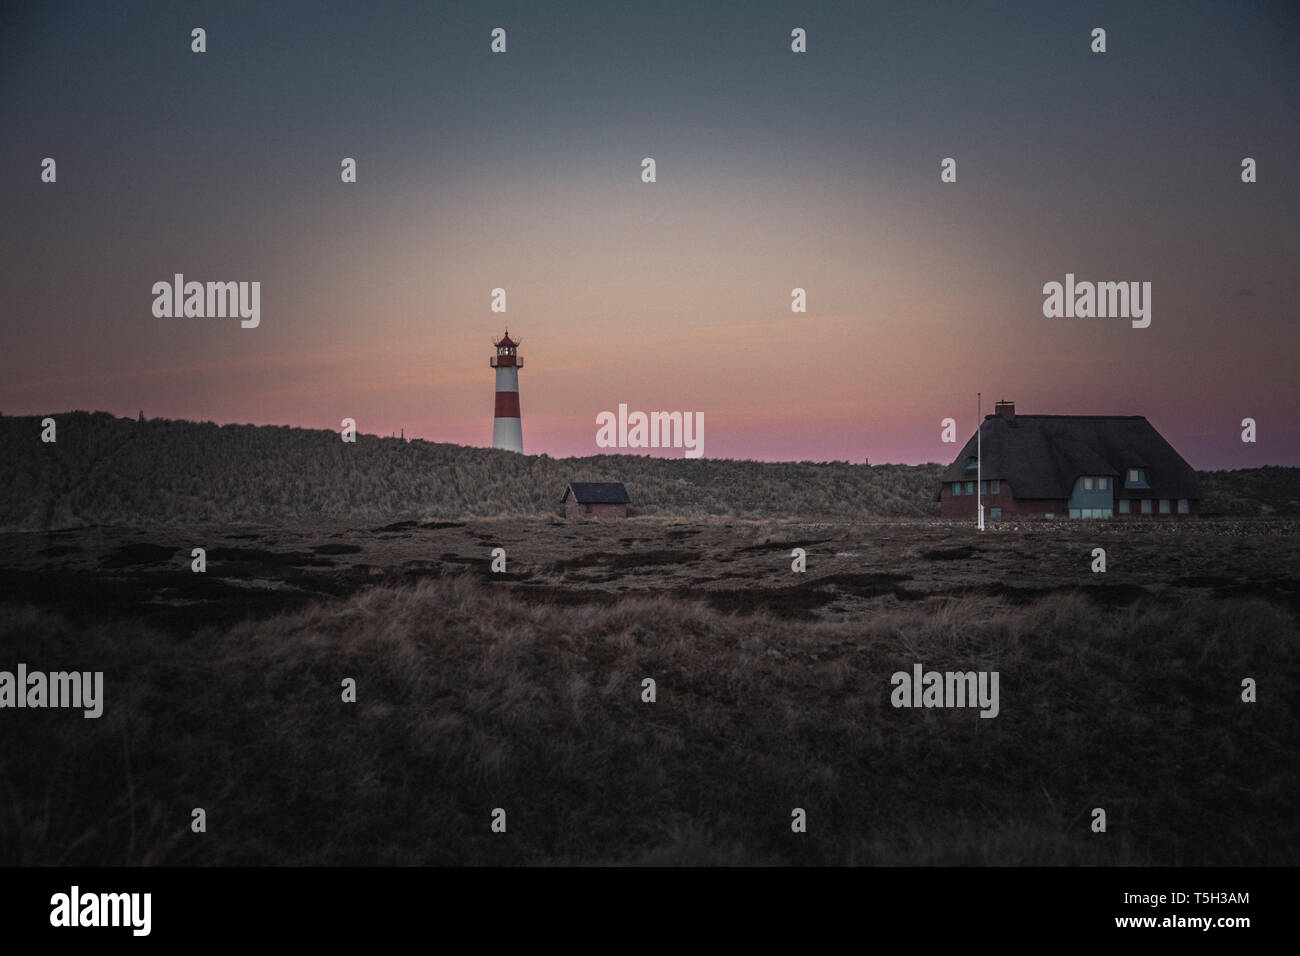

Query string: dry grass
[0,412,943,531]
[2,574,1295,866]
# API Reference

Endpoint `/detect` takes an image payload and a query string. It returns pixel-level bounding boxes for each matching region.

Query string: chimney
[995,400,1015,421]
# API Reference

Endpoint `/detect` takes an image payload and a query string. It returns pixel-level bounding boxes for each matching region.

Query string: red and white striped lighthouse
[490,329,524,453]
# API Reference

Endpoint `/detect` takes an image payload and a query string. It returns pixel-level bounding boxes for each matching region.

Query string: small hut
[562,482,630,520]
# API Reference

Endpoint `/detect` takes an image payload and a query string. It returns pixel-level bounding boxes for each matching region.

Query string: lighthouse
[490,329,524,453]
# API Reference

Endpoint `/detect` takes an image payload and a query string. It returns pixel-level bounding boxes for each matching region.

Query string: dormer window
[964,457,978,471]
[1126,468,1149,488]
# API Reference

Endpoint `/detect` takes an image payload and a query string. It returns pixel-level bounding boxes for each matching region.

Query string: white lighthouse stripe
[494,367,519,392]
[492,417,523,453]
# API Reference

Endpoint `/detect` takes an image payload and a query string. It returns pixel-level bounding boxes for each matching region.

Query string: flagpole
[977,392,984,531]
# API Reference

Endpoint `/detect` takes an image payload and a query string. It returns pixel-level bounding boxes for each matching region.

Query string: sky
[2,0,1297,467]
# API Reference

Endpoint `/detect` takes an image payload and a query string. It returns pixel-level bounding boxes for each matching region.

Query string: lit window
[1099,477,1108,490]
[1128,469,1140,484]
[1141,499,1152,515]
[1084,477,1094,490]
[1178,499,1189,514]
[1119,499,1130,514]
[1160,499,1171,514]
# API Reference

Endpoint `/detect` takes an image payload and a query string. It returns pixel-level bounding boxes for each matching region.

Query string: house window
[1083,477,1094,490]
[1074,508,1109,519]
[980,481,987,494]
[990,507,1002,520]
[1119,499,1130,514]
[583,503,591,514]
[1098,477,1108,490]
[965,457,978,471]
[1159,499,1171,514]
[1141,499,1152,515]
[1044,513,1055,519]
[1178,498,1189,514]
[990,479,1000,494]
[965,481,974,494]
[953,482,961,496]
[1128,469,1140,483]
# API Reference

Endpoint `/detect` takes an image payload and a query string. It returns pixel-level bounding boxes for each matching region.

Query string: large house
[938,401,1200,520]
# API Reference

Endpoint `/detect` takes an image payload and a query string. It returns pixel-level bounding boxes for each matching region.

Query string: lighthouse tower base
[493,416,523,453]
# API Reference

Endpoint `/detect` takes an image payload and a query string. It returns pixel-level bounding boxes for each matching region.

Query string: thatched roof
[938,415,1199,500]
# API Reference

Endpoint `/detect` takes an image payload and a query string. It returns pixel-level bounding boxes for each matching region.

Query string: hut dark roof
[563,482,631,504]
[938,415,1199,501]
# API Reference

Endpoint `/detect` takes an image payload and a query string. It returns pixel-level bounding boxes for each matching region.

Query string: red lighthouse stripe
[495,392,521,418]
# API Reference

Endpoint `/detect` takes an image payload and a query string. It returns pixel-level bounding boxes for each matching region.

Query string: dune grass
[2,573,1294,865]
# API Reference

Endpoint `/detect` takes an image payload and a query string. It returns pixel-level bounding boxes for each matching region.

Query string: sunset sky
[2,0,1297,467]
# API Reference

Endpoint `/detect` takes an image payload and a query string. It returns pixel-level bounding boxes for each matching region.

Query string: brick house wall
[940,480,1067,518]
[941,479,1197,519]
[565,499,628,520]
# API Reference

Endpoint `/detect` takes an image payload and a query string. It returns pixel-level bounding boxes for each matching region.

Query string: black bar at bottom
[3,866,1278,944]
